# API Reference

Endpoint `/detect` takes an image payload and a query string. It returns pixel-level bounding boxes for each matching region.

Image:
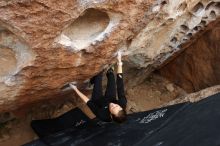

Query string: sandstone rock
[166,83,175,92]
[0,0,219,112]
[162,85,220,107]
[160,20,220,92]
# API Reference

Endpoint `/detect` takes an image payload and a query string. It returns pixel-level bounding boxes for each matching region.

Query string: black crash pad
[24,92,220,146]
[24,102,188,146]
[138,93,220,146]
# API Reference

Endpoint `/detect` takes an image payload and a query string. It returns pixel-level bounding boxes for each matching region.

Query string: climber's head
[109,103,127,123]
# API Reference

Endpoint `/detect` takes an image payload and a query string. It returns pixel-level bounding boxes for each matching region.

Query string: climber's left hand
[69,83,77,90]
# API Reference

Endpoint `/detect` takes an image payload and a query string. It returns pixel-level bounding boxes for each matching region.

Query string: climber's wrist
[117,61,123,66]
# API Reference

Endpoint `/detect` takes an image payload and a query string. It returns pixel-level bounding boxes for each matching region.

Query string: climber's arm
[117,51,123,74]
[70,84,89,103]
[117,51,127,108]
[71,85,100,118]
[70,84,101,117]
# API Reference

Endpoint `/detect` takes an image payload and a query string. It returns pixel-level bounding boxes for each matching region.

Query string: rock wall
[160,19,220,93]
[0,0,219,112]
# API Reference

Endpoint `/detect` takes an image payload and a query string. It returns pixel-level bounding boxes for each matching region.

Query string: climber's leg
[105,68,116,101]
[91,72,103,101]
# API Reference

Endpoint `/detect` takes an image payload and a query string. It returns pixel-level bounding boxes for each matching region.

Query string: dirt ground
[0,74,186,146]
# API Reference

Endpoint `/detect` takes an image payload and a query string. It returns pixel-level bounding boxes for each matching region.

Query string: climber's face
[109,103,123,115]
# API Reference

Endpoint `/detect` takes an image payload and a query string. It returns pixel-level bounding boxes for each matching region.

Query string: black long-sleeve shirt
[87,96,127,122]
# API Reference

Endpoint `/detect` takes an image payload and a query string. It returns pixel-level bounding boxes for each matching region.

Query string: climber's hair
[111,109,127,123]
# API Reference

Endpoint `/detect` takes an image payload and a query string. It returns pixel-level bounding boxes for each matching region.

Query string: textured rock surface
[163,85,220,106]
[160,19,220,92]
[0,0,219,112]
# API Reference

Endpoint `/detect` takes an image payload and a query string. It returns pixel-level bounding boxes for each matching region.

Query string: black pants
[91,71,125,102]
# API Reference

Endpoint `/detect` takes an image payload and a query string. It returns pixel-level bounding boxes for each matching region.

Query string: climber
[70,52,127,123]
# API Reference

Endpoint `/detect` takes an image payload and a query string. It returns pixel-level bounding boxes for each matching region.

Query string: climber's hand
[117,51,122,63]
[69,83,89,103]
[69,83,77,90]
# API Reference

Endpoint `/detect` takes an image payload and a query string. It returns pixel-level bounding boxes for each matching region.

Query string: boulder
[160,19,220,92]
